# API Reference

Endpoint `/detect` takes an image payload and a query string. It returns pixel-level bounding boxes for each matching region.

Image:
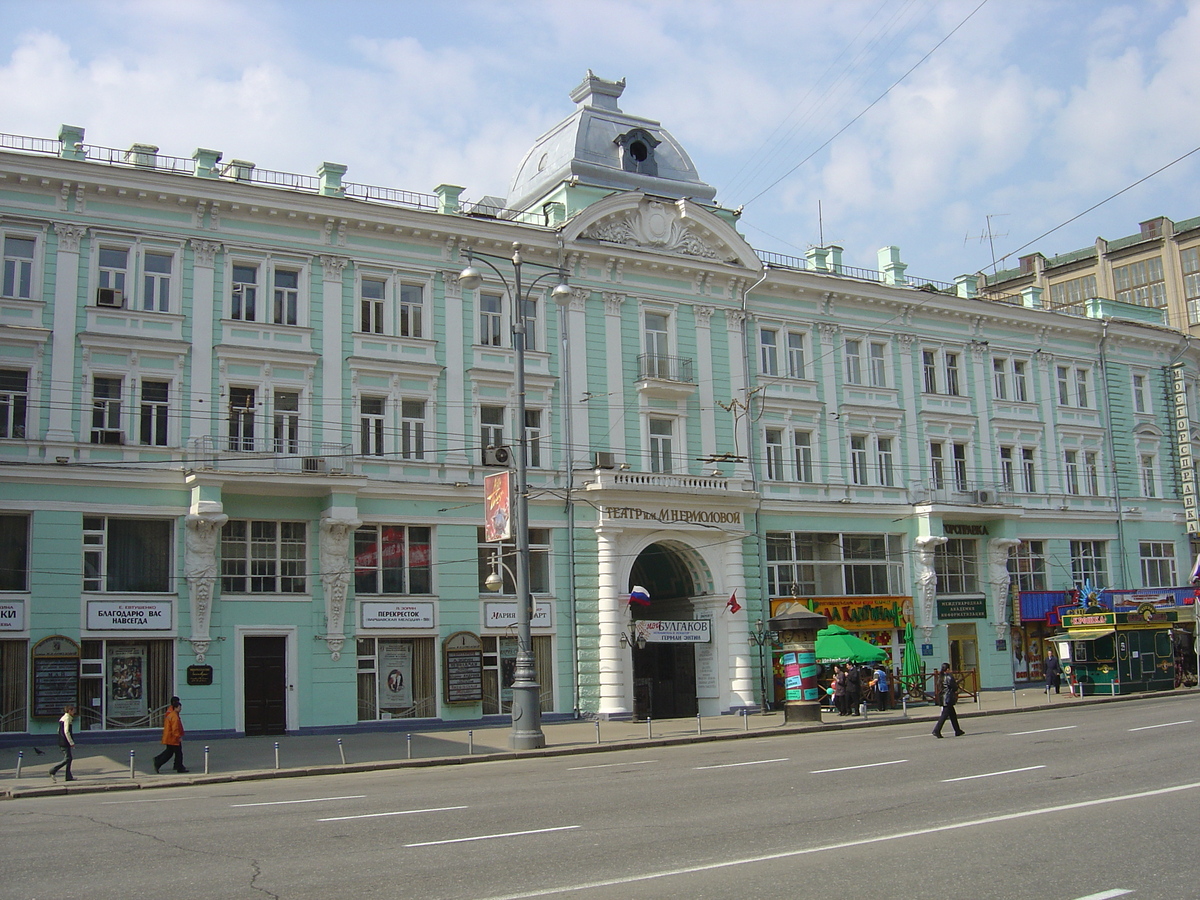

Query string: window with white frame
[759,328,779,377]
[1183,247,1200,324]
[1070,540,1108,587]
[227,387,255,451]
[786,331,807,379]
[1012,360,1029,401]
[876,436,894,486]
[1057,365,1091,407]
[1076,369,1090,408]
[524,409,543,468]
[993,358,1009,400]
[766,532,903,596]
[221,520,307,594]
[1049,274,1097,309]
[850,435,868,485]
[231,264,258,321]
[644,311,670,378]
[360,396,385,457]
[480,292,503,347]
[1114,257,1166,308]
[354,525,432,594]
[1021,447,1037,492]
[1083,450,1099,496]
[869,341,887,387]
[1132,373,1150,414]
[480,405,505,456]
[520,295,538,352]
[922,349,961,395]
[929,441,945,490]
[944,352,961,396]
[2,234,35,299]
[952,442,968,491]
[401,400,425,460]
[844,339,863,385]
[649,417,674,474]
[935,538,979,594]
[273,268,300,325]
[91,376,123,444]
[477,528,550,594]
[1140,453,1157,498]
[141,251,173,313]
[1064,449,1080,495]
[765,427,784,481]
[1139,541,1176,587]
[273,390,300,455]
[399,282,424,338]
[0,370,28,439]
[793,430,814,482]
[1008,540,1048,591]
[1000,446,1014,491]
[139,380,169,447]
[922,350,938,394]
[83,517,172,592]
[360,277,385,334]
[98,246,128,299]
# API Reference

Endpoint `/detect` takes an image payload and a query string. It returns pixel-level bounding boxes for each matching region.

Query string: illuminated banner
[1171,363,1198,534]
[484,471,512,542]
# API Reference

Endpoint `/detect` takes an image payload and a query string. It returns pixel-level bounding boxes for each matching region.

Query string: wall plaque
[443,631,483,704]
[31,635,79,718]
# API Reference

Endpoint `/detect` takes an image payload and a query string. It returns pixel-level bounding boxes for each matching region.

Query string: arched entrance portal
[629,542,700,720]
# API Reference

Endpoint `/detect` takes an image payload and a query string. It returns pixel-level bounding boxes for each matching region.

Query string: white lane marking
[942,765,1046,783]
[567,760,657,771]
[1128,720,1192,732]
[406,825,580,847]
[694,758,789,770]
[100,796,208,804]
[471,780,1200,900]
[233,794,365,807]
[810,759,907,774]
[1009,725,1077,736]
[318,805,467,822]
[1071,890,1133,900]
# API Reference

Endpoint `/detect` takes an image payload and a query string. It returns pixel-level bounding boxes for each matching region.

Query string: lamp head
[458,265,483,291]
[484,570,503,592]
[551,279,573,306]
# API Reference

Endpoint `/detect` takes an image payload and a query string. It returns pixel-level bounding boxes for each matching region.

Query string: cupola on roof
[507,71,717,214]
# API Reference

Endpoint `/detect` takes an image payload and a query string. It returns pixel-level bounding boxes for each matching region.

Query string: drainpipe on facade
[1099,319,1131,589]
[556,236,582,717]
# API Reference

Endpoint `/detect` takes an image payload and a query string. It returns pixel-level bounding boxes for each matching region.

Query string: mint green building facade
[0,74,1196,739]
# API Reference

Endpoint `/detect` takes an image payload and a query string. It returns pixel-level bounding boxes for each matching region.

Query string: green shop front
[1051,608,1177,696]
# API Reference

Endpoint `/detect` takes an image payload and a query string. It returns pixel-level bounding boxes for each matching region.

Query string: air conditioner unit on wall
[96,288,124,308]
[302,457,326,474]
[595,451,616,469]
[483,446,512,467]
[974,489,997,504]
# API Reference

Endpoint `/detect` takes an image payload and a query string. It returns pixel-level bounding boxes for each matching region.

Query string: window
[929,441,945,490]
[0,370,28,439]
[793,430,813,482]
[1075,369,1090,408]
[477,528,550,594]
[3,235,35,299]
[766,532,903,596]
[1139,542,1176,588]
[142,251,172,312]
[524,409,542,468]
[356,637,437,720]
[1057,365,1091,407]
[1064,450,1080,495]
[480,292,503,347]
[273,269,299,325]
[221,520,306,594]
[1141,453,1157,498]
[1021,448,1036,493]
[944,353,961,396]
[1083,450,1100,496]
[1012,360,1028,402]
[1132,374,1149,414]
[993,358,1009,400]
[922,350,938,394]
[480,405,505,455]
[273,391,299,455]
[1070,540,1108,587]
[850,435,868,485]
[354,525,431,594]
[644,312,670,378]
[401,400,425,460]
[360,397,385,457]
[876,436,894,486]
[98,247,128,296]
[760,329,779,377]
[765,428,784,481]
[83,517,172,592]
[91,376,123,444]
[0,514,29,591]
[1000,446,1014,491]
[1113,257,1166,308]
[869,342,887,387]
[1184,247,1200,323]
[952,442,968,492]
[520,295,538,352]
[935,538,978,594]
[360,277,385,334]
[139,381,169,447]
[1008,540,1047,591]
[231,265,258,321]
[1057,367,1070,405]
[399,283,423,338]
[228,387,255,451]
[844,339,863,385]
[1048,274,1097,309]
[649,417,673,474]
[787,332,807,379]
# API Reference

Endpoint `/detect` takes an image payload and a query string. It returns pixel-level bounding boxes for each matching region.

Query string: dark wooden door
[244,636,287,735]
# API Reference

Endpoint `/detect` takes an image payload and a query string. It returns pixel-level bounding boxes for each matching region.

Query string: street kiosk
[1050,605,1176,696]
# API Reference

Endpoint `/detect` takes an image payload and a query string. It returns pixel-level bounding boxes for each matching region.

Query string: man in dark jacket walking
[932,663,965,738]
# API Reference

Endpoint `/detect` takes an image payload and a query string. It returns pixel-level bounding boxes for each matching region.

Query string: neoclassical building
[0,73,1196,739]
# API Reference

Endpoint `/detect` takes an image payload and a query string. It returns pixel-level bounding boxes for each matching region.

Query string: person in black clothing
[846,664,862,715]
[48,704,76,782]
[1045,653,1062,694]
[932,663,965,738]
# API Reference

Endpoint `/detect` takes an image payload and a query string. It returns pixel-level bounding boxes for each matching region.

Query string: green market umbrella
[901,621,922,696]
[815,624,888,664]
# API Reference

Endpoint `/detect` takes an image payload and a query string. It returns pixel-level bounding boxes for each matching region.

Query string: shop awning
[1051,628,1115,642]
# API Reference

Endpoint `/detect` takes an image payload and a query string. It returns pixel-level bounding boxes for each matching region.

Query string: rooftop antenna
[818,200,824,248]
[966,213,1009,274]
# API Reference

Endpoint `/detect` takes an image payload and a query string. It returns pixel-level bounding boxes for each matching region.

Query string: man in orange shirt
[154,696,187,773]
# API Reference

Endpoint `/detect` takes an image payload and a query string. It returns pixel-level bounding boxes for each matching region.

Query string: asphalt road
[4,696,1198,900]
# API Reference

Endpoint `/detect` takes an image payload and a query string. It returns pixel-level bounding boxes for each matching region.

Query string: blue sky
[1,0,1197,283]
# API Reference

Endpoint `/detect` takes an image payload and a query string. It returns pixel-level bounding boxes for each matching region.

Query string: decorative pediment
[564,193,761,270]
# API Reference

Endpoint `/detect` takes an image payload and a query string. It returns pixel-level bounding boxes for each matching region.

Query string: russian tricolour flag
[629,585,651,607]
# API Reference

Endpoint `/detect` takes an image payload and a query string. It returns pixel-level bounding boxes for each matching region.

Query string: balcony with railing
[635,353,696,400]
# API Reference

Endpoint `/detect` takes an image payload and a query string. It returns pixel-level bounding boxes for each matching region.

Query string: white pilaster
[189,240,219,444]
[595,527,630,717]
[46,224,86,443]
[320,256,348,448]
[724,538,754,709]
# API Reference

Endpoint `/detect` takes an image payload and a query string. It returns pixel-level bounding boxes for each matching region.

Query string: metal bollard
[15,750,22,779]
[129,750,136,779]
[274,741,280,770]
[861,702,869,721]
[406,733,412,759]
[337,738,346,766]
[742,708,749,731]
[646,717,652,739]
[468,730,473,756]
[902,695,908,718]
[696,714,702,735]
[204,746,210,775]
[1012,688,1018,709]
[594,720,600,745]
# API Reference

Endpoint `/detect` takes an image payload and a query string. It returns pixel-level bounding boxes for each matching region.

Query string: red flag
[726,591,741,614]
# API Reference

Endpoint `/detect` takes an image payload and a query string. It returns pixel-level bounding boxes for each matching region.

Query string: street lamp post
[749,619,775,715]
[459,243,570,750]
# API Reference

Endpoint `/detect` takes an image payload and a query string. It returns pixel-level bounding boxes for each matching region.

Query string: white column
[319,256,348,448]
[444,272,469,468]
[46,224,87,443]
[725,308,750,480]
[724,538,755,709]
[696,306,717,464]
[596,526,630,717]
[189,240,219,444]
[602,293,626,463]
[566,290,589,467]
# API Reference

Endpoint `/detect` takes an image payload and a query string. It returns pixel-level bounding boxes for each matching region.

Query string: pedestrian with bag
[154,696,188,774]
[871,663,890,712]
[48,704,76,782]
[832,664,848,716]
[932,663,965,738]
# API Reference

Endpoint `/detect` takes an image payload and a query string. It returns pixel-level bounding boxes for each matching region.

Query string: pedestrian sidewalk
[0,685,1174,800]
